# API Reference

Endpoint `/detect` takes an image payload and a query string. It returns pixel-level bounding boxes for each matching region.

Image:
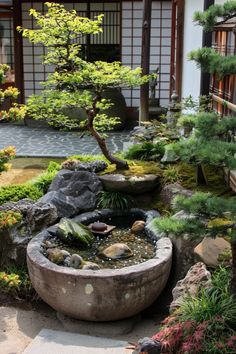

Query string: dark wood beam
[140,0,152,122]
[13,0,24,102]
[175,0,185,99]
[200,0,215,96]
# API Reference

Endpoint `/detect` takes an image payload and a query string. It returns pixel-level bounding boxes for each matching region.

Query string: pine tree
[152,192,236,295]
[163,1,236,185]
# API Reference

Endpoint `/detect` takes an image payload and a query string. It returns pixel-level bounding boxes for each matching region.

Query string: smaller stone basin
[99,174,159,194]
[27,209,172,321]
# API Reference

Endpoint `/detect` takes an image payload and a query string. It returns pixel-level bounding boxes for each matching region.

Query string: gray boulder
[27,202,58,232]
[40,170,102,218]
[0,198,35,215]
[0,224,31,267]
[61,159,108,173]
[160,183,193,208]
[39,191,77,218]
[170,262,211,313]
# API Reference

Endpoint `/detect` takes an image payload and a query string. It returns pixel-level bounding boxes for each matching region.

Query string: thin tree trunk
[196,164,208,185]
[86,94,129,170]
[231,240,236,296]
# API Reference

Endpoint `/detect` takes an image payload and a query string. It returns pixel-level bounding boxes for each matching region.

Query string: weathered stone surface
[27,227,172,321]
[27,202,58,232]
[99,174,159,195]
[131,220,145,233]
[39,170,102,217]
[69,254,83,269]
[57,218,94,247]
[170,262,211,313]
[39,191,77,218]
[61,159,108,173]
[0,198,35,215]
[194,237,231,267]
[99,243,133,259]
[47,248,67,265]
[82,261,100,270]
[0,225,31,267]
[49,170,102,195]
[160,183,193,207]
[161,147,179,163]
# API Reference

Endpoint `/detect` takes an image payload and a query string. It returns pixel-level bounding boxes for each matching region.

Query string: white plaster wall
[182,0,204,99]
[214,0,226,5]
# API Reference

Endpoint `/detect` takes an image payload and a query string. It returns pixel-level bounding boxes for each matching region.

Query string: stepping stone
[23,329,130,354]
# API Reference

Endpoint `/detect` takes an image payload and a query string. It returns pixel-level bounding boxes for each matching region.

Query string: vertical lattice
[122,1,172,107]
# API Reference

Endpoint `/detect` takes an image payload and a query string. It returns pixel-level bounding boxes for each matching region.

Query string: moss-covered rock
[57,218,94,247]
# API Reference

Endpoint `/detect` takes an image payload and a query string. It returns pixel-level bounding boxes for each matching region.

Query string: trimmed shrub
[0,184,43,205]
[124,142,165,161]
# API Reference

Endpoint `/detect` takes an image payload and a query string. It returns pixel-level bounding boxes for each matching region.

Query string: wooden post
[13,0,24,103]
[175,0,185,100]
[140,0,152,123]
[200,0,215,96]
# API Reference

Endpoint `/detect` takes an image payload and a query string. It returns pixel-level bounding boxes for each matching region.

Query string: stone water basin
[27,209,172,321]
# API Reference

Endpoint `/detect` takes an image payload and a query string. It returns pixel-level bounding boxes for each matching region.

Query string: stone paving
[0,124,131,157]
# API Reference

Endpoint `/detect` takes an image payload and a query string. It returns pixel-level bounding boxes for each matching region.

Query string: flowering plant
[0,211,22,230]
[0,146,16,174]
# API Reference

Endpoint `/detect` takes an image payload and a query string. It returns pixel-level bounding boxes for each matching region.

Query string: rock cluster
[61,159,108,173]
[170,262,211,313]
[39,170,102,217]
[42,240,100,270]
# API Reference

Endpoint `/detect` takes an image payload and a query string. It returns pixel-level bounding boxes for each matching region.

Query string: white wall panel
[121,1,172,107]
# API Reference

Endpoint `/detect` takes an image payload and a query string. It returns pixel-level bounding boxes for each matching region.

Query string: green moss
[101,159,162,177]
[177,163,230,196]
[68,154,108,163]
[0,184,43,205]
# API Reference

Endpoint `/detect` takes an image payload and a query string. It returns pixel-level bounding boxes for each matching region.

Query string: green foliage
[68,154,108,163]
[170,112,236,170]
[19,2,150,168]
[31,161,60,193]
[153,267,236,353]
[189,2,236,80]
[0,64,26,122]
[0,146,16,174]
[0,211,22,230]
[193,0,236,32]
[151,216,205,237]
[162,165,182,185]
[0,267,35,299]
[189,47,236,80]
[177,267,235,325]
[124,142,165,161]
[0,184,43,205]
[174,192,236,217]
[97,191,134,210]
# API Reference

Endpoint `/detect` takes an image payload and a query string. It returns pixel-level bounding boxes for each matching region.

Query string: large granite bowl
[27,209,172,321]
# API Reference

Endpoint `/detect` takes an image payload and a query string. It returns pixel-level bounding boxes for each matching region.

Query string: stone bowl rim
[27,208,172,278]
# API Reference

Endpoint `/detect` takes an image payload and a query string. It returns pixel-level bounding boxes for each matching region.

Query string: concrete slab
[23,329,132,354]
[57,312,140,336]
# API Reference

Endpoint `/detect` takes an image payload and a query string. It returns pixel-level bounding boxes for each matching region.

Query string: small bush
[0,146,16,174]
[0,267,35,300]
[152,267,236,353]
[97,191,134,210]
[0,211,22,230]
[31,161,60,193]
[0,184,43,205]
[162,165,182,185]
[124,142,165,161]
